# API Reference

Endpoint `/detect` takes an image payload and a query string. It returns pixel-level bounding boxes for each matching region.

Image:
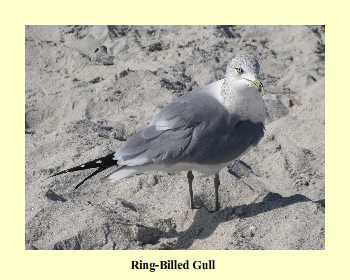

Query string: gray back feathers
[116,90,264,166]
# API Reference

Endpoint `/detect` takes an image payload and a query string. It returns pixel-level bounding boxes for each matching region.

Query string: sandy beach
[25,25,324,249]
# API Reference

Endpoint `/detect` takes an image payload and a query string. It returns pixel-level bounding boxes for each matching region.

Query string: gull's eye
[235,67,244,74]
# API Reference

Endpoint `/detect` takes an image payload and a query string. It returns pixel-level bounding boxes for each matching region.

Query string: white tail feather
[107,167,140,182]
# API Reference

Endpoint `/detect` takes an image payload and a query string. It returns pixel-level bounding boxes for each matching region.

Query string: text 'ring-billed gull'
[51,54,267,212]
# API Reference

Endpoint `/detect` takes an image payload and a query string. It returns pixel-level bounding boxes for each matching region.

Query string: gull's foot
[189,196,202,210]
[190,204,202,210]
[208,203,220,213]
[208,207,220,213]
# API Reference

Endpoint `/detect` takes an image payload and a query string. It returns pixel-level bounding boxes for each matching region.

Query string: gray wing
[115,91,264,166]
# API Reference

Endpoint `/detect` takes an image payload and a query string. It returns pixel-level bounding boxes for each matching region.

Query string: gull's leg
[208,173,221,213]
[187,170,199,209]
[213,173,220,211]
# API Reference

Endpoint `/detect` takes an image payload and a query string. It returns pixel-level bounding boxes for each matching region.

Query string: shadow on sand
[161,192,324,249]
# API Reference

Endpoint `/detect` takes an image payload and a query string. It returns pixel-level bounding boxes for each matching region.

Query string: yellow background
[1,0,348,279]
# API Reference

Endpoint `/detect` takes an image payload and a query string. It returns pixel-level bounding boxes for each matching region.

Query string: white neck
[221,78,267,123]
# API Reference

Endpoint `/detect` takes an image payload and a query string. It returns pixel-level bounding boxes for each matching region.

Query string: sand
[25,25,324,249]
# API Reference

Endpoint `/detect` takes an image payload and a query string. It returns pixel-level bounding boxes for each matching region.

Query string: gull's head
[225,54,264,94]
[221,53,267,123]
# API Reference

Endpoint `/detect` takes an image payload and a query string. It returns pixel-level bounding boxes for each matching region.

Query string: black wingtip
[49,152,118,189]
[73,168,107,190]
[50,165,89,177]
[50,169,70,177]
[50,153,117,178]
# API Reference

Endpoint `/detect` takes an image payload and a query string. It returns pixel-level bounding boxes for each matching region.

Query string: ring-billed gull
[52,53,267,212]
